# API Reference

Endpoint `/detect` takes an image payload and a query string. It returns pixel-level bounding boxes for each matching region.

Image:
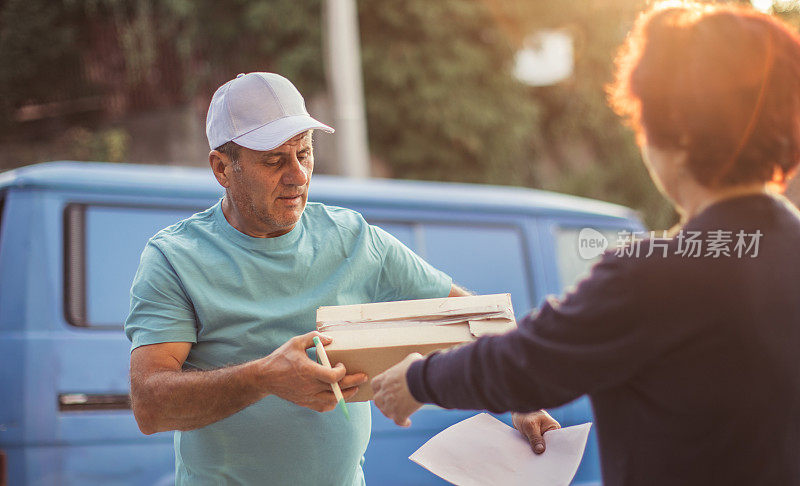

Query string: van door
[361,214,535,485]
[54,202,202,486]
[0,190,8,486]
[534,216,644,485]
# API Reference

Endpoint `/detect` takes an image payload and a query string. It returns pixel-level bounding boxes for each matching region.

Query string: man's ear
[209,150,231,188]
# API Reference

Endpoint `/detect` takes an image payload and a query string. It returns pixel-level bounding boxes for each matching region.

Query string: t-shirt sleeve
[124,241,198,351]
[371,225,452,302]
[406,251,695,412]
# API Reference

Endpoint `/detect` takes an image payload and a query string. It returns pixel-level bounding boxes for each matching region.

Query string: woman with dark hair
[372,3,800,485]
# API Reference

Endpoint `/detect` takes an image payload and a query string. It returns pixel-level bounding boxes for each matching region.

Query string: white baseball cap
[206,72,334,151]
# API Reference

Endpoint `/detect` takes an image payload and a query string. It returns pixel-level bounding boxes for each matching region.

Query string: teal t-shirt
[124,200,452,485]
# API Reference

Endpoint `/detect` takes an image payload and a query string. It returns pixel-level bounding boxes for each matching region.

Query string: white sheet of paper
[409,413,592,486]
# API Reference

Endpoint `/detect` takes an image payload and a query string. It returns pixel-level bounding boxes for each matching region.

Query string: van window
[421,223,533,316]
[64,204,199,327]
[554,226,624,291]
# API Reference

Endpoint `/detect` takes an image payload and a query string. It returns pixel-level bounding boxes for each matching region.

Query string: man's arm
[130,332,367,435]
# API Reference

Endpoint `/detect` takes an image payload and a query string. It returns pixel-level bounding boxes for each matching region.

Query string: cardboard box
[316,293,517,401]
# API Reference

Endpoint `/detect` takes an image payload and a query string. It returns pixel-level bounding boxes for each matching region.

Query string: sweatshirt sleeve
[406,251,683,412]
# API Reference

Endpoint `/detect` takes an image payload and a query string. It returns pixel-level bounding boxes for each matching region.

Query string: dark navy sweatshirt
[407,194,800,486]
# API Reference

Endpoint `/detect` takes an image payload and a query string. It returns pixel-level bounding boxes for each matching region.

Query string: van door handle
[58,393,131,411]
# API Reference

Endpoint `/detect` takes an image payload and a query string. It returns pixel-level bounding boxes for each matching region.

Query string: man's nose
[282,154,310,186]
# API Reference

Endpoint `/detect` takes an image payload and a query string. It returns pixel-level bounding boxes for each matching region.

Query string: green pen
[313,336,350,421]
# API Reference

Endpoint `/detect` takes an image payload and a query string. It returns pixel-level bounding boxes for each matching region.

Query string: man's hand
[372,353,425,426]
[129,331,367,435]
[259,331,368,412]
[512,410,561,454]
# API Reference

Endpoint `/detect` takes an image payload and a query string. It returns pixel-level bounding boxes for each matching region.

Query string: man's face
[225,131,314,237]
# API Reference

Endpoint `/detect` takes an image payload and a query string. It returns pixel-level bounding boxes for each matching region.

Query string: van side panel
[1,189,184,485]
[533,215,644,485]
[0,191,36,485]
[349,205,542,484]
[0,190,36,333]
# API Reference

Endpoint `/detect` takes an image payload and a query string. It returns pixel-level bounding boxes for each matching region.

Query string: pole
[324,0,371,178]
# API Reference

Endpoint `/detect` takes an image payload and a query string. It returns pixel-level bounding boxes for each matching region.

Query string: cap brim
[232,114,334,151]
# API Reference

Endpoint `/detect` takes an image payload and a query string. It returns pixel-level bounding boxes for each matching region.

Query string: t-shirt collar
[213,199,305,250]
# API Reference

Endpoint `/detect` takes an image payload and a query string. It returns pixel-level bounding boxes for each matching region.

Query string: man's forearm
[131,360,264,434]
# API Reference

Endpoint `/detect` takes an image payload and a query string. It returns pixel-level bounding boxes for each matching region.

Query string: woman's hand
[512,409,561,454]
[372,353,425,426]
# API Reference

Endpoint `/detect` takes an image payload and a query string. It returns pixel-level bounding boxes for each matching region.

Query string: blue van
[0,161,643,485]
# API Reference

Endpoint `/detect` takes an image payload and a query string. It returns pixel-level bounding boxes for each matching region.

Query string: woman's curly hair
[609,2,800,189]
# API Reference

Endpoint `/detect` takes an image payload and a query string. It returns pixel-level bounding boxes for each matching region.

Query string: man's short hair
[215,141,241,164]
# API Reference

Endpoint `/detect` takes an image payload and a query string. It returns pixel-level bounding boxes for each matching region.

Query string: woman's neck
[678,182,769,222]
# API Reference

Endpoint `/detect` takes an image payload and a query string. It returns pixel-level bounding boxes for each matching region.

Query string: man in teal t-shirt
[125,72,557,485]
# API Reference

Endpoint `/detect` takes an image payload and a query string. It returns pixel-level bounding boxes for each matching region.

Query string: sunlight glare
[752,0,773,12]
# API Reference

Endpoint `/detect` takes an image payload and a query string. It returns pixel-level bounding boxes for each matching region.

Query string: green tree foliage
[3,0,792,228]
[484,0,677,228]
[0,0,87,125]
[169,0,326,96]
[0,0,325,115]
[358,0,539,185]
